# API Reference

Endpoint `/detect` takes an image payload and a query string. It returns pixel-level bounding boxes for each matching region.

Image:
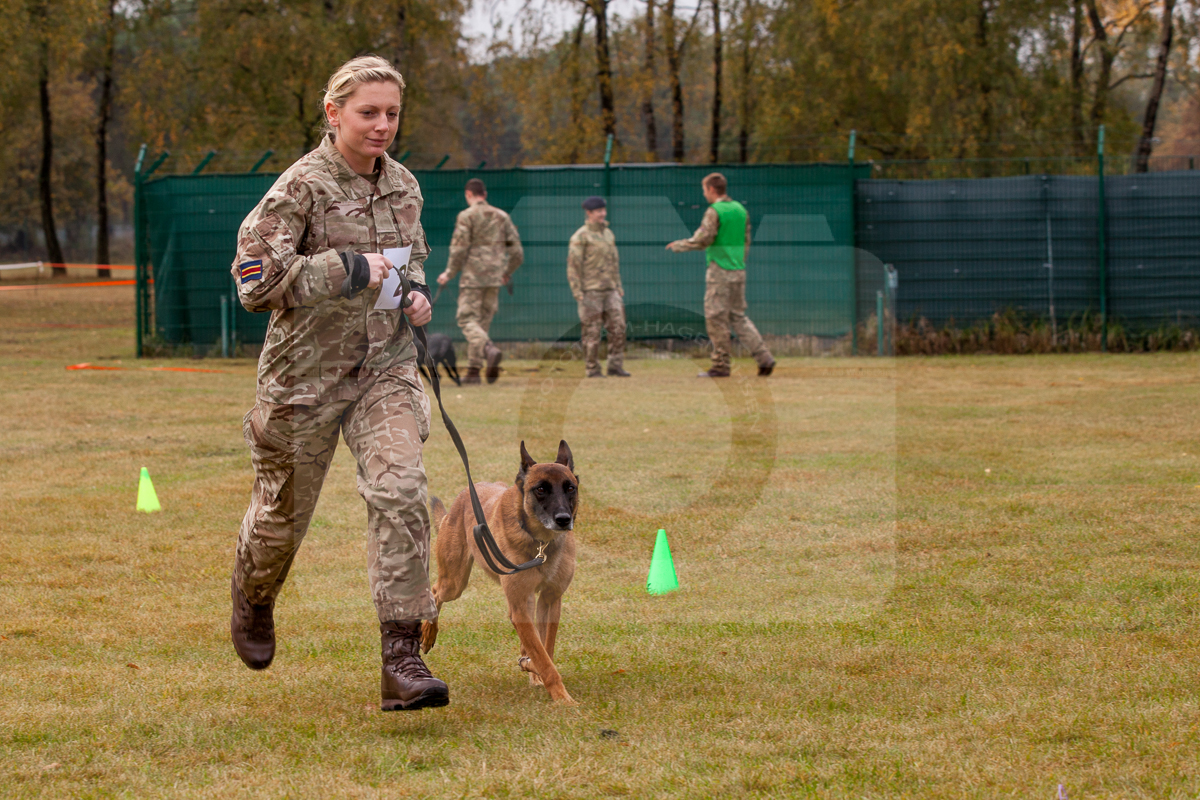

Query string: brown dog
[421,440,579,703]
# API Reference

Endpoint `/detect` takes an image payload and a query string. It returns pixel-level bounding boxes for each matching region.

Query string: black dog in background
[415,331,462,386]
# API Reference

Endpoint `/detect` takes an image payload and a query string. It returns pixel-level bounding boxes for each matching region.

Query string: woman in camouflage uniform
[228,56,449,712]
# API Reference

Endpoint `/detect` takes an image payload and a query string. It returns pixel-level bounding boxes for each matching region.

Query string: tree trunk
[664,0,684,161]
[300,86,318,152]
[393,0,409,154]
[975,0,994,175]
[568,5,588,164]
[591,0,616,139]
[738,0,754,163]
[38,39,65,272]
[1135,0,1175,173]
[710,0,722,163]
[95,0,116,276]
[1069,0,1086,155]
[1085,0,1114,135]
[641,0,658,161]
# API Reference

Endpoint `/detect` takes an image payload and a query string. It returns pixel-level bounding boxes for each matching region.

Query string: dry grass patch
[1,286,1198,798]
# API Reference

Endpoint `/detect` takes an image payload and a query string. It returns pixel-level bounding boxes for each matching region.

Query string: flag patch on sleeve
[239,260,263,283]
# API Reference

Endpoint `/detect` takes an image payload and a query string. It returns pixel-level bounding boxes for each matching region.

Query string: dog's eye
[534,486,547,496]
[564,484,575,494]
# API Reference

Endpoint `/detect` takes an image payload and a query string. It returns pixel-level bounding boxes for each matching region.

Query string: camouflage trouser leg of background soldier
[235,362,437,623]
[456,287,501,370]
[577,289,626,374]
[704,263,773,372]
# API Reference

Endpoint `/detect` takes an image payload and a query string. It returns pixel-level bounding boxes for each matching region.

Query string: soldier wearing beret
[229,56,449,712]
[436,178,524,384]
[666,172,775,378]
[568,196,629,378]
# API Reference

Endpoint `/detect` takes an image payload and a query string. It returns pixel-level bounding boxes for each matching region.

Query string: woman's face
[326,81,402,173]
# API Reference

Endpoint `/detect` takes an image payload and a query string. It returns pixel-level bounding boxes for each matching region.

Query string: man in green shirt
[666,172,775,378]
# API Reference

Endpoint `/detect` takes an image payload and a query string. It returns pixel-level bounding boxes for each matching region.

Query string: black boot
[230,573,275,670]
[380,620,450,711]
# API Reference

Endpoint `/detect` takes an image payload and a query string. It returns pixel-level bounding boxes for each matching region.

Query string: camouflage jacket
[567,220,622,299]
[232,133,430,404]
[443,201,524,288]
[666,196,752,264]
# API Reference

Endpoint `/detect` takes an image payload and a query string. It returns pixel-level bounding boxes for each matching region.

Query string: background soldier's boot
[758,358,776,377]
[230,573,275,670]
[608,366,631,377]
[697,367,731,378]
[587,369,605,378]
[484,343,503,384]
[463,367,482,385]
[381,620,450,711]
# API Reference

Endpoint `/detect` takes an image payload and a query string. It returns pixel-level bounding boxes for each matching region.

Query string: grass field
[2,284,1198,798]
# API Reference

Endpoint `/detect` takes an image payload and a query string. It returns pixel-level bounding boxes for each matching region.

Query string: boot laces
[237,594,274,639]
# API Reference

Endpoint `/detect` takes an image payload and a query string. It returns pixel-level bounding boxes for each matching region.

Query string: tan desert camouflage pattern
[232,133,430,405]
[567,220,623,299]
[235,360,437,623]
[704,263,772,371]
[456,286,500,369]
[444,201,524,288]
[577,289,626,374]
[666,198,752,261]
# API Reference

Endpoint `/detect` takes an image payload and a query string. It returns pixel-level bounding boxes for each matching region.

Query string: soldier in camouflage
[436,178,523,385]
[228,56,450,713]
[568,196,629,377]
[667,172,776,378]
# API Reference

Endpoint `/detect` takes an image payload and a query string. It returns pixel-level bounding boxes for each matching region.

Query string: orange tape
[0,279,139,292]
[45,263,136,271]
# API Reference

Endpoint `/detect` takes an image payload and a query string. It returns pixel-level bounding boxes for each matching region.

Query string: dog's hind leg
[421,506,474,653]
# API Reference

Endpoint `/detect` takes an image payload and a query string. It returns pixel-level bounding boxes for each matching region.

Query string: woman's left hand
[404,291,432,327]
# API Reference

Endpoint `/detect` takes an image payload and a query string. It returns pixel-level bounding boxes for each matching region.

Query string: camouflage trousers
[577,289,626,374]
[456,286,500,369]
[704,263,773,372]
[234,362,437,623]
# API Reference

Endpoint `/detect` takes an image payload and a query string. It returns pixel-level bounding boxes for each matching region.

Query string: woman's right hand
[364,253,394,289]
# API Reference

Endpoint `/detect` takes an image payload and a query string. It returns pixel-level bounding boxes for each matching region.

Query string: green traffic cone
[646,528,679,595]
[136,467,161,513]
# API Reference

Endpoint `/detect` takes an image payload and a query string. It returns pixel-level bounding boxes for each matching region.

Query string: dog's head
[516,440,578,532]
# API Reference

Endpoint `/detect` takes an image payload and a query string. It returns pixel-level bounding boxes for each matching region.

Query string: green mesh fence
[138,161,1197,354]
[136,163,869,353]
[855,172,1200,331]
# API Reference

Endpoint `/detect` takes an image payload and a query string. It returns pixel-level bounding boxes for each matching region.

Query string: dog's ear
[517,440,537,487]
[555,439,575,474]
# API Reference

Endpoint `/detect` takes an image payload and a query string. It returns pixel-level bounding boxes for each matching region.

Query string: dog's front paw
[549,686,576,705]
[420,619,438,653]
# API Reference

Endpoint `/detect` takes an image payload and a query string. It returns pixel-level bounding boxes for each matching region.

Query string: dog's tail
[429,496,448,531]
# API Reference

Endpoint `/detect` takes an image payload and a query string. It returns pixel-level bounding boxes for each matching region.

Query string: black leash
[399,274,546,575]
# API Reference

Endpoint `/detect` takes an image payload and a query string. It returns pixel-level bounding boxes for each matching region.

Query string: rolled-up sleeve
[232,189,347,312]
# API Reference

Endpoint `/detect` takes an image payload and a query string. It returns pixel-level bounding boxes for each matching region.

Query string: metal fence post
[220,295,230,357]
[848,130,858,355]
[134,144,147,358]
[876,290,884,355]
[1097,125,1108,352]
[603,133,614,206]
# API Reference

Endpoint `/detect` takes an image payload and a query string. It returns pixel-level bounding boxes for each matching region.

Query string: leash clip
[535,540,549,563]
